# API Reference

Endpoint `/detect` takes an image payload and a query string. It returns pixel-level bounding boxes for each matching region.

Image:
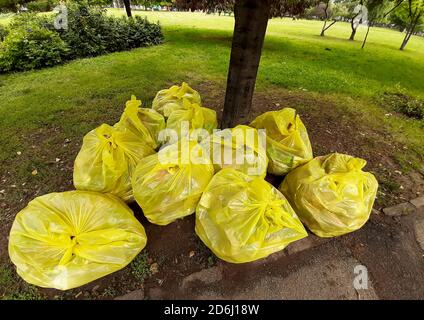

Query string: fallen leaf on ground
[150,263,159,274]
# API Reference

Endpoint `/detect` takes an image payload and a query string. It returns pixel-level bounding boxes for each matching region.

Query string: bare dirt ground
[1,82,423,299]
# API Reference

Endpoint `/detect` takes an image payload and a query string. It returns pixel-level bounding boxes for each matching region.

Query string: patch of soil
[340,212,424,299]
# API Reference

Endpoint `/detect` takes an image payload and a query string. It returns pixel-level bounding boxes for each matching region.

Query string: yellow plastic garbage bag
[196,168,308,263]
[117,95,165,150]
[250,108,313,175]
[73,123,155,202]
[8,191,147,290]
[200,125,268,178]
[152,82,201,117]
[165,99,218,140]
[132,140,214,225]
[279,153,378,237]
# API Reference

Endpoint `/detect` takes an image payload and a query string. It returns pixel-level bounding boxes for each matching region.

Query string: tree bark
[321,20,327,36]
[400,29,412,50]
[321,20,337,36]
[320,1,330,37]
[221,0,271,128]
[123,0,132,17]
[400,12,421,51]
[349,17,358,40]
[349,5,363,41]
[361,23,371,49]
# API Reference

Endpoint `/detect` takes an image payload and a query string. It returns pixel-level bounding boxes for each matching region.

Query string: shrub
[0,23,68,72]
[380,91,424,120]
[0,3,163,73]
[60,2,164,59]
[101,15,164,53]
[0,25,8,42]
[7,12,51,29]
[59,3,110,58]
[26,0,57,13]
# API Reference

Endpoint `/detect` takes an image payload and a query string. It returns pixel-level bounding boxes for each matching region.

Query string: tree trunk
[221,0,271,128]
[123,0,132,17]
[320,1,329,37]
[321,20,337,37]
[400,12,421,51]
[321,19,328,37]
[400,30,411,50]
[349,21,357,40]
[361,24,371,49]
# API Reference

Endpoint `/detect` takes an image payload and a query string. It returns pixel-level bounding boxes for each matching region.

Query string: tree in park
[348,0,367,40]
[317,0,333,36]
[175,0,317,128]
[390,0,423,50]
[122,0,132,17]
[306,0,352,35]
[360,0,404,49]
[318,0,338,36]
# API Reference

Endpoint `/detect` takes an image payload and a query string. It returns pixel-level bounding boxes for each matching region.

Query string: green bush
[26,0,57,13]
[60,2,163,58]
[0,23,68,72]
[380,90,424,120]
[0,3,163,73]
[7,12,53,31]
[0,25,8,42]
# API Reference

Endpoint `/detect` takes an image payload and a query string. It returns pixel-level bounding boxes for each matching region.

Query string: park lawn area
[0,13,13,26]
[0,10,423,299]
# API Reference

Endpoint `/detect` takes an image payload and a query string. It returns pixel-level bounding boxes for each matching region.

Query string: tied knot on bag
[125,95,142,110]
[276,109,298,136]
[59,235,78,266]
[102,133,118,149]
[182,99,204,129]
[173,82,192,99]
[347,158,366,171]
[263,199,287,232]
[95,124,120,150]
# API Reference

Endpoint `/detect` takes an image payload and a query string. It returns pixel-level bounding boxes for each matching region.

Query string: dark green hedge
[0,2,164,73]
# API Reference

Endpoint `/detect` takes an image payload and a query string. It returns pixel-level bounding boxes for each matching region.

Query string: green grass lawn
[0,13,13,25]
[1,10,422,164]
[0,9,423,299]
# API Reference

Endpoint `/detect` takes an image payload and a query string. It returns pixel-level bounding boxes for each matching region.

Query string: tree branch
[383,0,405,18]
[323,19,337,31]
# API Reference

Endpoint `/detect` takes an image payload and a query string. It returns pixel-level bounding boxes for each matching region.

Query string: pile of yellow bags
[196,169,307,263]
[279,153,379,237]
[73,123,155,202]
[250,108,313,175]
[153,82,218,140]
[153,82,201,117]
[9,191,146,290]
[201,125,268,178]
[8,82,379,291]
[118,95,165,150]
[132,140,214,225]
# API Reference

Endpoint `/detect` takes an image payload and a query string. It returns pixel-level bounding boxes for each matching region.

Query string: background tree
[360,0,403,49]
[123,0,132,16]
[175,0,317,128]
[390,0,423,50]
[319,0,338,36]
[348,0,366,40]
[316,0,338,37]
